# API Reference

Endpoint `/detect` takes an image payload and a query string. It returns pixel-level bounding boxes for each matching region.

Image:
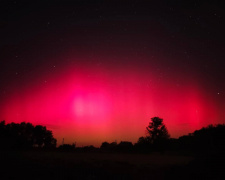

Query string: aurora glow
[1,1,224,147]
[0,54,221,147]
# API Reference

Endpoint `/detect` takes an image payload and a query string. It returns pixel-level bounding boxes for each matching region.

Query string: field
[1,151,224,180]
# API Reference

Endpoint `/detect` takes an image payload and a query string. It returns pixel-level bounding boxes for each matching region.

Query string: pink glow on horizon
[0,56,220,147]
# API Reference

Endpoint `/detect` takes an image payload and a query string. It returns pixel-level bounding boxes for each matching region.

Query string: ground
[1,151,224,180]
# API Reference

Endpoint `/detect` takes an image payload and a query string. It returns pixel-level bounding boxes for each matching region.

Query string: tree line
[0,120,56,149]
[1,117,225,154]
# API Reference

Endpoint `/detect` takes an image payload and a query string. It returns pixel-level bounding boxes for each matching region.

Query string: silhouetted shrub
[100,141,117,152]
[116,141,133,152]
[58,143,76,151]
[134,136,152,153]
[76,145,98,152]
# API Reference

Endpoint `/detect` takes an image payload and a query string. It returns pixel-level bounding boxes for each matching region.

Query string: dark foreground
[0,151,224,180]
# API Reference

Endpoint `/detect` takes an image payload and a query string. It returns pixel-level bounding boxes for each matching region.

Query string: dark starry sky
[1,1,225,95]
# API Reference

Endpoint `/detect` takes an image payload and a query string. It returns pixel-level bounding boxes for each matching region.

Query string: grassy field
[0,151,224,180]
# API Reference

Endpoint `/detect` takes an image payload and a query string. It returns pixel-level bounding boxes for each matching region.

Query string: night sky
[1,1,225,146]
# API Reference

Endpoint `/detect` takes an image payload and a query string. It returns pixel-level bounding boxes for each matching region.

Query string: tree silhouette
[178,124,225,153]
[0,121,56,149]
[146,117,170,144]
[33,125,56,148]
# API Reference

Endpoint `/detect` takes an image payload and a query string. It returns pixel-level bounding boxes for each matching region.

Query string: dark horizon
[1,118,225,149]
[1,118,225,179]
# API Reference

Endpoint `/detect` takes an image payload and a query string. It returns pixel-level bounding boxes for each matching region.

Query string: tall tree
[146,117,170,144]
